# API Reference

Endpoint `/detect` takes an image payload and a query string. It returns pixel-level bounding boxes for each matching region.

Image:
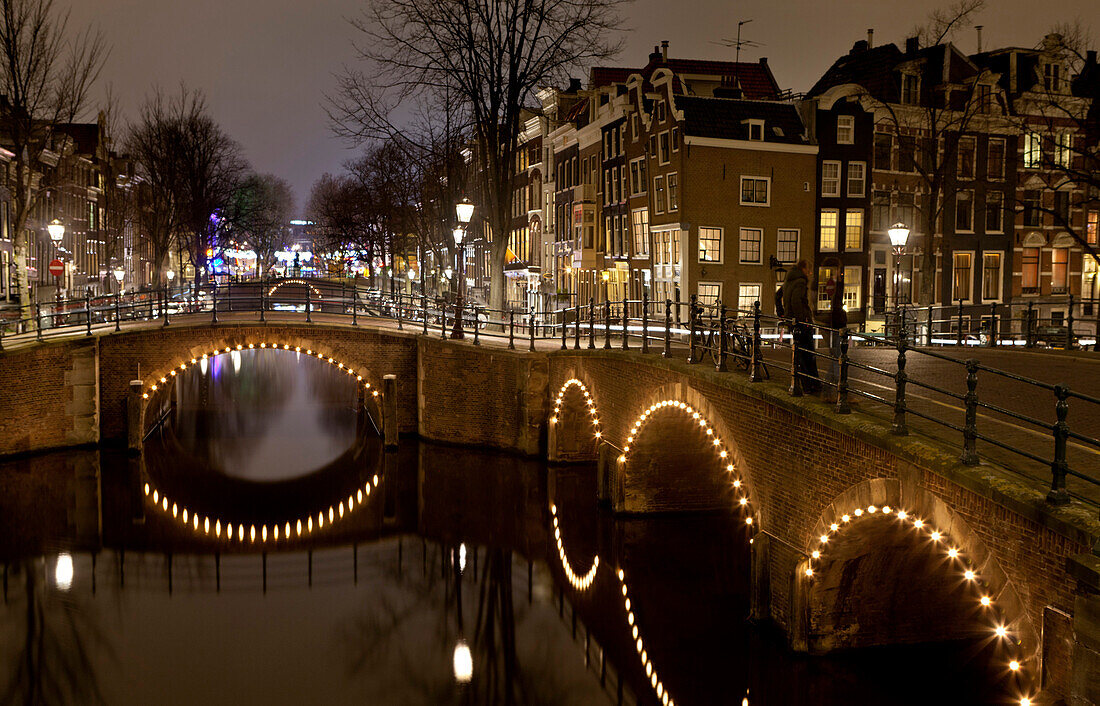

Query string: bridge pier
[127,380,144,454]
[383,374,398,449]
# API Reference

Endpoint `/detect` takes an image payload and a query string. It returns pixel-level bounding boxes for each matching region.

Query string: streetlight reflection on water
[54,553,73,591]
[453,639,473,683]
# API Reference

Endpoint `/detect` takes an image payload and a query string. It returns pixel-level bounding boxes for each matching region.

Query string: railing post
[956,299,964,346]
[1026,300,1035,348]
[641,293,650,354]
[988,302,997,347]
[587,298,595,350]
[209,284,218,323]
[305,285,312,323]
[926,305,934,347]
[561,305,567,350]
[84,290,92,336]
[440,301,447,339]
[836,328,851,414]
[662,299,672,358]
[1047,385,1070,505]
[115,290,121,333]
[960,360,980,465]
[573,303,580,350]
[603,299,611,350]
[892,327,908,435]
[750,300,764,382]
[530,310,536,352]
[621,299,629,351]
[259,285,266,323]
[422,295,428,336]
[1066,293,1075,349]
[473,307,480,346]
[788,321,803,397]
[508,309,515,349]
[397,292,403,330]
[687,294,698,364]
[350,285,357,326]
[36,301,42,341]
[715,303,728,372]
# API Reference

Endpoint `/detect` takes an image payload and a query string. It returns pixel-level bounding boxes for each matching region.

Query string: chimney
[567,78,582,93]
[905,36,919,54]
[1088,50,1097,66]
[661,40,669,60]
[867,28,874,48]
[1010,51,1017,93]
[851,40,868,55]
[650,45,661,62]
[759,57,768,65]
[976,25,983,53]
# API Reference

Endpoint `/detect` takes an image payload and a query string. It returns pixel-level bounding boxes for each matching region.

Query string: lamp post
[451,198,474,339]
[48,219,65,316]
[888,222,911,333]
[113,266,124,293]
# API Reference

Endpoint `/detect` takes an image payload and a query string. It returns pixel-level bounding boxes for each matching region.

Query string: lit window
[659,131,670,164]
[738,283,761,313]
[698,282,721,307]
[746,120,764,141]
[653,176,665,214]
[1088,211,1099,245]
[820,210,838,251]
[982,252,1002,300]
[631,209,649,256]
[843,266,861,311]
[845,210,863,250]
[847,161,865,197]
[699,227,722,262]
[1052,248,1069,291]
[952,252,972,301]
[739,228,762,264]
[1022,247,1040,292]
[1023,133,1042,168]
[901,74,920,104]
[667,172,679,211]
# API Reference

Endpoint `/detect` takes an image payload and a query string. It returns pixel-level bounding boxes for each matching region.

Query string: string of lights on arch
[804,501,1035,705]
[142,342,379,400]
[548,378,1035,705]
[266,278,323,298]
[142,473,381,543]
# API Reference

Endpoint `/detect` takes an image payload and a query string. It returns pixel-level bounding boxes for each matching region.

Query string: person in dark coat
[781,260,820,393]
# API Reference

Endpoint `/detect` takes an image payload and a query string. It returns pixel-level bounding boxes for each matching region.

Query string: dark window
[1023,191,1041,227]
[898,136,917,173]
[987,138,1005,179]
[1054,191,1070,225]
[874,134,892,170]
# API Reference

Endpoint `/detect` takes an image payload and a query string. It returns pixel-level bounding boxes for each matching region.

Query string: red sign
[48,259,64,278]
[825,277,836,298]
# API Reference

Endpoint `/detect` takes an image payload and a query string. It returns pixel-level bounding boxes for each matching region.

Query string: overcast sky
[73,0,1096,217]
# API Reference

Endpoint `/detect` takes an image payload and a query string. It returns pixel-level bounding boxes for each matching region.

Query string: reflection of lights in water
[55,553,73,590]
[200,356,208,375]
[453,640,473,683]
[459,543,467,572]
[230,349,241,373]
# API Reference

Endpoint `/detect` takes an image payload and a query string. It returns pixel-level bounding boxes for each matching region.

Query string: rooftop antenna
[712,19,763,63]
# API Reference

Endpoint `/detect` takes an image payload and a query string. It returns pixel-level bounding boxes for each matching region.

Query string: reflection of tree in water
[173,350,360,479]
[0,560,112,706]
[339,543,589,706]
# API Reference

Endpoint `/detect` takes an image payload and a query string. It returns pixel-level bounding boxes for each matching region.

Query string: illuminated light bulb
[913,519,924,528]
[180,363,186,369]
[372,391,379,397]
[624,598,630,610]
[745,517,753,525]
[182,509,188,523]
[830,523,839,531]
[297,520,303,536]
[338,503,344,518]
[618,569,625,580]
[171,503,178,517]
[805,567,814,577]
[995,625,1008,638]
[719,450,728,458]
[215,520,221,537]
[820,535,829,543]
[144,483,150,496]
[964,570,976,580]
[204,518,210,533]
[632,625,639,639]
[202,354,208,359]
[143,393,148,399]
[365,485,371,496]
[1009,660,1020,671]
[618,455,626,464]
[193,515,199,530]
[296,347,301,352]
[595,431,602,438]
[248,343,254,349]
[318,511,325,528]
[151,384,157,391]
[373,475,379,486]
[160,377,166,383]
[657,683,664,698]
[698,419,706,427]
[948,548,959,558]
[250,525,256,542]
[170,370,176,376]
[854,508,863,517]
[706,428,714,436]
[980,596,991,606]
[627,612,634,626]
[550,417,558,424]
[627,436,633,443]
[882,506,892,514]
[739,497,748,506]
[347,495,354,510]
[162,497,168,511]
[624,445,630,452]
[930,531,941,541]
[1020,699,1030,706]
[236,344,242,350]
[644,660,651,676]
[636,638,643,653]
[868,505,876,513]
[811,550,820,559]
[306,350,312,354]
[283,344,289,350]
[733,480,741,488]
[727,464,734,472]
[191,358,197,363]
[237,525,244,541]
[307,517,313,532]
[897,510,908,520]
[841,515,850,523]
[622,585,628,596]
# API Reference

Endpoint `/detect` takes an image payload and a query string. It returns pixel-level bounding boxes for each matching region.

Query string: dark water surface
[0,350,1008,705]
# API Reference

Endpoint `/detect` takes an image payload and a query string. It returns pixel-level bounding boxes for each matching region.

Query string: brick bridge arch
[547,377,602,463]
[789,478,1040,699]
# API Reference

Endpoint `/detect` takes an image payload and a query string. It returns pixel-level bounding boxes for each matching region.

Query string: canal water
[0,350,1006,705]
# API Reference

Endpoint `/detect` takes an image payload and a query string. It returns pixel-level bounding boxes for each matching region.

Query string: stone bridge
[1,318,1099,705]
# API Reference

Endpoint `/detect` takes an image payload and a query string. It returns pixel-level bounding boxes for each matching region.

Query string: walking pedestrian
[782,259,820,393]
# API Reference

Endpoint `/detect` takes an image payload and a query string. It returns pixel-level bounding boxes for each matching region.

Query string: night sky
[74,0,1096,215]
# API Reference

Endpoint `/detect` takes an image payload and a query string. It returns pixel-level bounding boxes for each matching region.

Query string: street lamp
[47,219,65,244]
[888,222,911,331]
[451,199,473,339]
[113,266,124,293]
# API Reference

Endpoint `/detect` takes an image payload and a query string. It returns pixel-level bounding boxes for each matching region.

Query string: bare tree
[98,88,136,291]
[329,0,628,311]
[227,173,293,278]
[0,0,107,321]
[307,172,376,279]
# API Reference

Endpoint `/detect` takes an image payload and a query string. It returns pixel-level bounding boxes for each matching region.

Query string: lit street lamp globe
[455,198,474,225]
[887,222,910,249]
[452,227,465,245]
[166,269,176,282]
[47,219,65,244]
[113,267,124,284]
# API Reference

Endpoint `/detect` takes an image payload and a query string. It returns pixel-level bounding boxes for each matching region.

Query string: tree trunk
[14,238,33,328]
[919,188,939,306]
